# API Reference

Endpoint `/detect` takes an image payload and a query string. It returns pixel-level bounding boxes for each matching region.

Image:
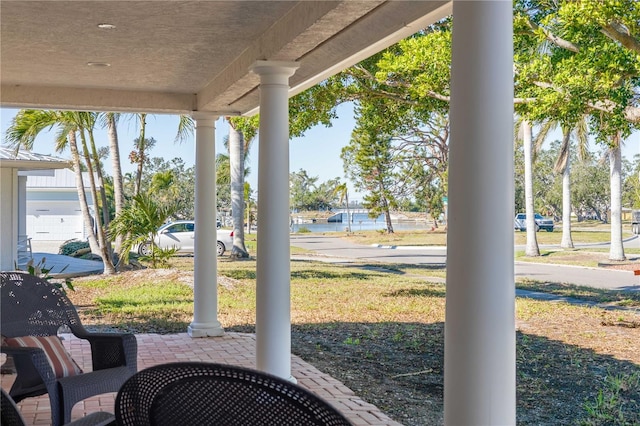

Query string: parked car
[138,220,233,257]
[514,213,554,232]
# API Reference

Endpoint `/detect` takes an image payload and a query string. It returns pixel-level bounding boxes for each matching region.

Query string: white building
[26,168,95,242]
[0,147,70,269]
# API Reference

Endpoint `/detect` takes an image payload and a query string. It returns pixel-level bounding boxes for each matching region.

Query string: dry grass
[68,256,640,425]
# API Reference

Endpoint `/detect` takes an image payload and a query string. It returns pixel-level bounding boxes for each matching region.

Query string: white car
[514,213,554,232]
[138,220,233,257]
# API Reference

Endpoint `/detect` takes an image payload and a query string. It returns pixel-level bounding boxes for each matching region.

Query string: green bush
[58,239,90,257]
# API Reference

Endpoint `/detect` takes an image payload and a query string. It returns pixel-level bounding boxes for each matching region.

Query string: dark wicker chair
[1,388,116,426]
[115,362,353,426]
[1,272,137,426]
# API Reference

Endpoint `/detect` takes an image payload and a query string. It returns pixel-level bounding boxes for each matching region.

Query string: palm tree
[535,117,589,250]
[73,112,115,263]
[516,119,540,256]
[5,110,117,274]
[131,113,149,196]
[227,116,258,258]
[608,132,626,261]
[228,123,250,257]
[333,182,351,232]
[102,112,125,255]
[69,112,117,273]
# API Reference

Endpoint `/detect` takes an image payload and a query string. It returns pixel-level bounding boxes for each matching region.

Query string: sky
[0,103,360,199]
[1,105,638,204]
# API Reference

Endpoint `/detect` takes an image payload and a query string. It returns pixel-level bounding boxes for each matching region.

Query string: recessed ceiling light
[87,62,111,67]
[97,23,116,29]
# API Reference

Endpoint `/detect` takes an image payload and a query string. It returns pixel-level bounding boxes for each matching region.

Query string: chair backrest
[0,272,85,338]
[115,362,353,426]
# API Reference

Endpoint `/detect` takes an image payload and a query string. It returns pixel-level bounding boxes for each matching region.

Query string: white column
[17,175,30,264]
[445,1,515,425]
[188,112,224,338]
[0,168,18,271]
[250,60,299,380]
[17,175,27,238]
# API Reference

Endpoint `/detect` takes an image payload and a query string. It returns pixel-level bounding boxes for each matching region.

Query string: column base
[187,322,225,338]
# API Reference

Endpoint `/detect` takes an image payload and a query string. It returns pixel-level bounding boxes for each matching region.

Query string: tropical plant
[108,192,177,268]
[15,257,73,293]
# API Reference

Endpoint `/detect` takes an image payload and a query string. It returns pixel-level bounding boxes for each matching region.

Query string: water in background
[291,212,432,233]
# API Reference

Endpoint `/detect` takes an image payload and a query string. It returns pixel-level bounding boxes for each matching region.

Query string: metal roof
[26,168,93,189]
[0,146,71,170]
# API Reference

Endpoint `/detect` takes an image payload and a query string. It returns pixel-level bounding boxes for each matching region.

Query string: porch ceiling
[0,1,450,115]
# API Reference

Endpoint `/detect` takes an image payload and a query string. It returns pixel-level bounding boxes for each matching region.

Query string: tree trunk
[609,135,626,261]
[379,183,394,233]
[79,131,117,274]
[107,113,125,256]
[345,191,351,233]
[229,125,249,258]
[87,130,111,242]
[134,113,147,197]
[68,131,101,255]
[246,203,252,235]
[522,120,540,256]
[560,131,574,249]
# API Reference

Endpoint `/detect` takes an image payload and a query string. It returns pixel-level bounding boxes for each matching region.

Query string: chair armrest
[1,345,57,396]
[76,333,137,373]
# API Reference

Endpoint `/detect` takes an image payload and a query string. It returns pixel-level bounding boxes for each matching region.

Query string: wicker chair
[115,362,353,426]
[1,388,116,426]
[1,272,137,426]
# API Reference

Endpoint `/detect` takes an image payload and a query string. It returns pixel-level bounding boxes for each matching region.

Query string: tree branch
[601,21,640,54]
[524,15,580,53]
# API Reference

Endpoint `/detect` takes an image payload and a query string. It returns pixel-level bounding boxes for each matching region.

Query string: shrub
[58,239,90,257]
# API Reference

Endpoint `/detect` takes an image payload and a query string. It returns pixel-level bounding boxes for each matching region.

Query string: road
[290,234,639,291]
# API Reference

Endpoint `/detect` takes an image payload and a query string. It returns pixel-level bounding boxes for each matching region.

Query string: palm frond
[175,115,194,144]
[574,115,590,161]
[553,127,571,174]
[533,120,557,153]
[4,110,60,150]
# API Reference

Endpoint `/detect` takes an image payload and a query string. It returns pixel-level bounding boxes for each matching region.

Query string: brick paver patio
[1,332,401,426]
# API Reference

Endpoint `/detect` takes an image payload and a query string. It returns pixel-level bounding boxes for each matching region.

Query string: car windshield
[534,214,543,219]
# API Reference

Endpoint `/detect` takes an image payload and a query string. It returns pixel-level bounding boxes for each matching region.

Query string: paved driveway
[290,234,639,291]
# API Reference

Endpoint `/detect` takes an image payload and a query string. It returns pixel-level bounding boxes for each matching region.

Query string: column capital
[250,61,299,83]
[190,111,219,123]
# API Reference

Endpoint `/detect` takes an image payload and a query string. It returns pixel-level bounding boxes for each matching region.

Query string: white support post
[188,112,224,338]
[445,1,515,424]
[0,168,18,271]
[17,175,30,265]
[17,175,27,238]
[250,60,299,380]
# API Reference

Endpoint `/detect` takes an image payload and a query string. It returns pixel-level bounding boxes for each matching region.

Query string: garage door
[27,202,86,241]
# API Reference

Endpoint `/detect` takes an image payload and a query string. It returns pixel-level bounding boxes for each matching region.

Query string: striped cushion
[5,336,83,378]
